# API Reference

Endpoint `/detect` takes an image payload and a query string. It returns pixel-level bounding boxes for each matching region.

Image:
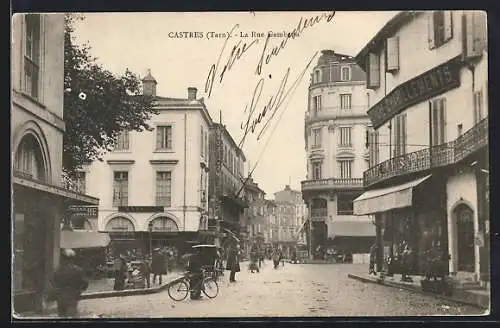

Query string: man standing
[151,248,166,285]
[50,248,88,318]
[369,243,378,275]
[226,244,240,282]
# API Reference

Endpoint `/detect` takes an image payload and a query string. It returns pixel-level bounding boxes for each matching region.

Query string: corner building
[301,50,375,259]
[12,14,99,313]
[84,71,213,257]
[353,11,488,286]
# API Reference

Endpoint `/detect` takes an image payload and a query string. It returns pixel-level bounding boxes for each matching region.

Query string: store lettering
[368,57,461,129]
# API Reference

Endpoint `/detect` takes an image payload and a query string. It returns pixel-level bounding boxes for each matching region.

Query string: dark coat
[226,249,240,272]
[51,263,88,303]
[151,252,167,274]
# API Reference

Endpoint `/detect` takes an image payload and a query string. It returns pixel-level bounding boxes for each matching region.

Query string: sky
[72,11,398,197]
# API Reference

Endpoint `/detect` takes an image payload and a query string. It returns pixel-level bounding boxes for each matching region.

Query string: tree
[63,15,157,176]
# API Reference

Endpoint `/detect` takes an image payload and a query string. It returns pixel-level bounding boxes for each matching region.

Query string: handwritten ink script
[204,11,336,98]
[203,11,336,150]
[239,52,319,148]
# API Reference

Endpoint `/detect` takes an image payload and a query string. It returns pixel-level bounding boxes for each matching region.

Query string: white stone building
[353,11,488,286]
[81,71,213,255]
[301,50,375,259]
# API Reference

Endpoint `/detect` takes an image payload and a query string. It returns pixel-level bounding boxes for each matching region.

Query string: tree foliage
[63,14,157,176]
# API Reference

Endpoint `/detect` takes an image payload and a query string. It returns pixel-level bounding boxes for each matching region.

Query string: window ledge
[13,89,46,109]
[154,149,175,153]
[113,150,133,154]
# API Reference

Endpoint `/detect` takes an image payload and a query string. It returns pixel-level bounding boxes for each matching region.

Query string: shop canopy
[353,175,431,215]
[330,221,376,238]
[60,230,111,249]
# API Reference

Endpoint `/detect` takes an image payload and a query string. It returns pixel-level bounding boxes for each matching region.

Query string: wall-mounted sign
[368,56,462,129]
[118,206,164,213]
[68,205,98,218]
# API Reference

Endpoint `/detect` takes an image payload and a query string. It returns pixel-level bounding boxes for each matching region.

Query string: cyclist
[187,247,204,300]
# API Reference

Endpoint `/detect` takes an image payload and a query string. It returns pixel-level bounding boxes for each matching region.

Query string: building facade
[208,123,247,249]
[301,50,375,259]
[83,71,213,257]
[12,14,99,313]
[241,177,266,255]
[353,11,488,285]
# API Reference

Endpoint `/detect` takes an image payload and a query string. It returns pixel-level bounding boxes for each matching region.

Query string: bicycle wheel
[202,277,219,298]
[168,279,189,301]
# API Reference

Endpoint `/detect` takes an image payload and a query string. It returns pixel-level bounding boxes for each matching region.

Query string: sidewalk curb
[347,273,489,310]
[80,275,183,300]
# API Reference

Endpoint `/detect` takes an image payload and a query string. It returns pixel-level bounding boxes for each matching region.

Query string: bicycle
[167,268,219,301]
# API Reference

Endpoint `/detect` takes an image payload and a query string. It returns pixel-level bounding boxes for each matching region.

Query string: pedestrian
[49,248,89,318]
[249,243,259,273]
[271,247,280,269]
[369,243,378,276]
[137,259,151,288]
[113,253,127,291]
[226,244,240,282]
[151,248,166,285]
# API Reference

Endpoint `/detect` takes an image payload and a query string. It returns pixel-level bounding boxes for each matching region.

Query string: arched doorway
[149,216,179,250]
[454,204,475,272]
[105,216,138,257]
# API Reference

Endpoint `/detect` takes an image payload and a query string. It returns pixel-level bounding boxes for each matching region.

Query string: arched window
[15,134,46,181]
[150,217,178,232]
[106,216,135,232]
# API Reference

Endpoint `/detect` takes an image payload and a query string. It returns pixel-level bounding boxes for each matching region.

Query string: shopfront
[354,174,449,276]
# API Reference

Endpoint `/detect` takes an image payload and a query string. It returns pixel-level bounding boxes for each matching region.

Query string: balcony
[301,177,363,192]
[305,106,368,124]
[364,118,488,187]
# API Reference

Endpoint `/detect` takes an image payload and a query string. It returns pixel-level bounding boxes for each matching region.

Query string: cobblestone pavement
[77,262,485,318]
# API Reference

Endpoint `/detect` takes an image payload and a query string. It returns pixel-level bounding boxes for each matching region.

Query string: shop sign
[368,56,462,129]
[68,205,98,218]
[118,206,164,213]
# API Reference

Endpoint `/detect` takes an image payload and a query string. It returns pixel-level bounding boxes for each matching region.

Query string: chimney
[188,87,197,100]
[142,69,157,97]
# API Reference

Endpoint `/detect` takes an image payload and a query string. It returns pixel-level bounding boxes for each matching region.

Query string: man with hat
[50,248,88,318]
[151,248,166,285]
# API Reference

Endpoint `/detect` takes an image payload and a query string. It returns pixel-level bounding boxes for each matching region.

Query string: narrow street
[77,262,484,317]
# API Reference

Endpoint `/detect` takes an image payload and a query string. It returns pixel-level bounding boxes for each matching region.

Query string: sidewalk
[347,271,490,310]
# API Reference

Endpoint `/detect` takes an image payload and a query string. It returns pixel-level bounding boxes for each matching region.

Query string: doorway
[454,204,475,272]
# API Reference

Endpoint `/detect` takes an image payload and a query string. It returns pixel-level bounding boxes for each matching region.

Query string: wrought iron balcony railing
[301,177,363,192]
[363,118,488,187]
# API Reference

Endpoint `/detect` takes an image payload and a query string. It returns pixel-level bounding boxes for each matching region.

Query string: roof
[316,50,355,66]
[60,230,111,249]
[330,221,376,238]
[142,69,157,83]
[153,96,214,127]
[355,11,423,70]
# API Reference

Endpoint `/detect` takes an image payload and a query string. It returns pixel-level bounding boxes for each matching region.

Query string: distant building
[353,11,488,285]
[241,177,266,254]
[301,50,375,259]
[12,14,99,313]
[208,123,247,249]
[83,71,213,256]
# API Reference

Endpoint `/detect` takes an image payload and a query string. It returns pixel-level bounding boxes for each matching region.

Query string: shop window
[337,194,357,215]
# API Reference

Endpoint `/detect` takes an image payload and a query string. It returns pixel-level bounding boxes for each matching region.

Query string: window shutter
[440,99,447,143]
[386,36,400,72]
[431,100,438,146]
[428,13,436,49]
[402,114,407,155]
[473,92,479,124]
[444,11,453,41]
[368,53,380,89]
[156,127,162,149]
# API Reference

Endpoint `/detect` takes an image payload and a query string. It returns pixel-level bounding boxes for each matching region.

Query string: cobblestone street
[77,262,485,318]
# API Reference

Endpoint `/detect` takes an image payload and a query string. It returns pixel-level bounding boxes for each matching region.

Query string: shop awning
[330,221,376,237]
[61,230,111,249]
[353,175,431,215]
